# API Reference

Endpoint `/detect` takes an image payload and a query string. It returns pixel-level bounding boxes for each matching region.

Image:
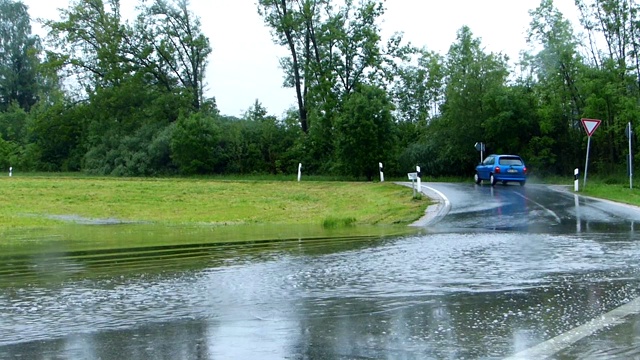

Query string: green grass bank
[539,173,640,208]
[580,183,640,207]
[0,176,429,232]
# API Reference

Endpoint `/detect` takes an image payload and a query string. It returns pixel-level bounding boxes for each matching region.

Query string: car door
[478,156,494,179]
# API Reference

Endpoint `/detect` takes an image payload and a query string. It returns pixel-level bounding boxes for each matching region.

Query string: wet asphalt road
[1,183,640,359]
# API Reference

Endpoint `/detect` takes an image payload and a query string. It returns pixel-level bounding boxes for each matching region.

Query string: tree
[45,0,210,111]
[0,0,41,112]
[258,0,410,176]
[481,84,540,160]
[392,49,444,125]
[335,83,394,180]
[129,0,211,110]
[0,103,28,169]
[392,49,445,150]
[527,0,587,173]
[40,0,213,175]
[432,26,509,175]
[257,0,316,132]
[27,101,85,171]
[44,0,128,91]
[170,112,221,174]
[573,0,640,171]
[257,0,406,134]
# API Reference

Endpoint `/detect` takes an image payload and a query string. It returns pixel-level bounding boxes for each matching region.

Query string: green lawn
[0,176,429,231]
[580,182,640,207]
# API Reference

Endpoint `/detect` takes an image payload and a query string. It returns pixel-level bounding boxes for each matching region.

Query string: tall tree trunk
[280,0,308,133]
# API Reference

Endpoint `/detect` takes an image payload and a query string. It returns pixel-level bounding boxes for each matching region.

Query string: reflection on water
[1,224,640,359]
[0,223,412,286]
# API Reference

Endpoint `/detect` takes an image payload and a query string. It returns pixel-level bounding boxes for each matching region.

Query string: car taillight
[494,166,500,173]
[524,167,527,174]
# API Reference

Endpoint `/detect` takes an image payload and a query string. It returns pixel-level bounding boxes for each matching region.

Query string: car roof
[489,154,522,158]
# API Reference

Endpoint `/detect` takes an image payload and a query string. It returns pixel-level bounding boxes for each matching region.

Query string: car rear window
[499,157,523,166]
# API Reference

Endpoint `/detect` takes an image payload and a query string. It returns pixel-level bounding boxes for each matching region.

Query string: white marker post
[416,165,421,194]
[627,122,633,189]
[9,166,12,177]
[581,118,601,189]
[574,168,579,192]
[297,163,302,182]
[379,162,384,182]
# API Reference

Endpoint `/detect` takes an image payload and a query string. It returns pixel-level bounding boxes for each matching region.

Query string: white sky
[22,0,579,118]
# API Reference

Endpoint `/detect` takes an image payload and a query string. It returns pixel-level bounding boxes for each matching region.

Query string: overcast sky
[22,0,579,118]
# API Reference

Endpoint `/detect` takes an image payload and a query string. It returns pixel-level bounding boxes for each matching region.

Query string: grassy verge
[580,182,640,207]
[531,172,640,208]
[0,176,429,231]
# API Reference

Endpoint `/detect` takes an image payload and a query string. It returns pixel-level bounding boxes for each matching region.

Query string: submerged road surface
[1,183,639,359]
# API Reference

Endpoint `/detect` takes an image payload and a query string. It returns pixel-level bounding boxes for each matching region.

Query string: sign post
[474,142,485,163]
[581,118,601,189]
[407,172,418,197]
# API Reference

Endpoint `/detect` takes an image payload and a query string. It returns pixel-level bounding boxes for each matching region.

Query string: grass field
[0,176,429,232]
[580,182,640,207]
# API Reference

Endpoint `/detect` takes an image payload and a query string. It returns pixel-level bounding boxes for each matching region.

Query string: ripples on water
[0,224,639,359]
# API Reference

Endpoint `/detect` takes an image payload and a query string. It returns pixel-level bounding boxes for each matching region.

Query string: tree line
[1,0,639,180]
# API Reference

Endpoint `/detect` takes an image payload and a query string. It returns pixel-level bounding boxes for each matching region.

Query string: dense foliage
[1,0,640,179]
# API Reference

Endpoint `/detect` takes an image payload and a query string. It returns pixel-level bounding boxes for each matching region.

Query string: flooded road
[1,183,639,359]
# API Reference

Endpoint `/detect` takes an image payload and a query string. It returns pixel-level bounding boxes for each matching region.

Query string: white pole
[575,194,581,233]
[416,165,421,194]
[574,168,579,192]
[629,123,633,189]
[297,163,302,182]
[9,166,12,177]
[379,162,384,182]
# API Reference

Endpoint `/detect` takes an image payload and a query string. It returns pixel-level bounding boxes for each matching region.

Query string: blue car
[474,154,527,186]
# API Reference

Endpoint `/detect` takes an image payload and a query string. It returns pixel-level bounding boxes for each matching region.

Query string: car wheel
[474,172,481,185]
[490,174,497,186]
[520,181,526,186]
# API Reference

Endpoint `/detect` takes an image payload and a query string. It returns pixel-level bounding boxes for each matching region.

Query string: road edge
[395,182,452,227]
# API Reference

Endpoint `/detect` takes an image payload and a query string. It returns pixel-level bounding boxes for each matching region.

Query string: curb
[395,182,452,227]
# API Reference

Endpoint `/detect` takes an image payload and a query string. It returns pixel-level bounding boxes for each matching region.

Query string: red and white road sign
[581,118,601,137]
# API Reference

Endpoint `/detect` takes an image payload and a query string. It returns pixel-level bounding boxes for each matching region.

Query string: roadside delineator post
[574,168,579,192]
[416,166,421,194]
[626,122,633,189]
[9,166,12,177]
[379,162,384,182]
[297,163,302,182]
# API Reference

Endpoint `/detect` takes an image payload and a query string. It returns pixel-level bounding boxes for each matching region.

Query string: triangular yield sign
[581,118,601,137]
